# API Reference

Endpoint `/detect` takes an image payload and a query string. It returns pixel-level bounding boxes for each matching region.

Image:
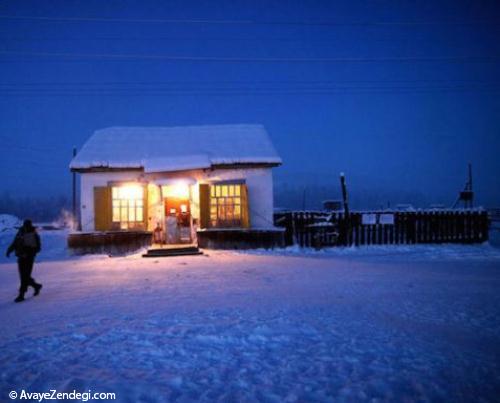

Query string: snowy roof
[70,124,282,173]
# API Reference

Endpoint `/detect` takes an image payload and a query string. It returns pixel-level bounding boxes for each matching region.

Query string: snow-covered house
[69,124,284,253]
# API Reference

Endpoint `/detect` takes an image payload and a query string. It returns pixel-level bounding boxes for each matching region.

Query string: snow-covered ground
[1,230,500,402]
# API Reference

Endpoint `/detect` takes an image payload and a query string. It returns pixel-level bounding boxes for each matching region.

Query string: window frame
[209,182,243,228]
[111,185,146,230]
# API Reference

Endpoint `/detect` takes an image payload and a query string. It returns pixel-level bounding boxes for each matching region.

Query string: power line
[2,35,332,42]
[0,81,498,91]
[0,50,498,63]
[0,136,59,152]
[1,86,499,97]
[0,156,64,168]
[0,79,498,86]
[0,35,402,42]
[0,143,58,153]
[0,14,498,26]
[1,85,498,92]
[0,15,254,25]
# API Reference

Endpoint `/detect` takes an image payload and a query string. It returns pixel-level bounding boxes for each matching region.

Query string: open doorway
[164,197,192,244]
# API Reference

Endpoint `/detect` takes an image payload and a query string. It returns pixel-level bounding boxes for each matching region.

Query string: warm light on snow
[1,229,499,401]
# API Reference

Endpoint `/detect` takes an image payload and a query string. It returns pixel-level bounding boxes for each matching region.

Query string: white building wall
[79,167,276,232]
[80,171,143,232]
[202,168,275,229]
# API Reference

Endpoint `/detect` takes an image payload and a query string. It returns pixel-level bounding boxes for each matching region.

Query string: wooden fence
[274,210,489,248]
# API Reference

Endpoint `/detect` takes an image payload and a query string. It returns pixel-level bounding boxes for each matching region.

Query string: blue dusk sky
[0,0,499,208]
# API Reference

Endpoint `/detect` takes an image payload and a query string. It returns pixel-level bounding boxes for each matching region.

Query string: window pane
[129,207,136,222]
[136,207,143,222]
[112,207,120,222]
[234,197,241,205]
[234,205,241,218]
[216,186,220,197]
[112,187,118,199]
[235,185,241,196]
[121,207,128,222]
[221,185,228,197]
[228,185,234,196]
[136,187,144,199]
[210,198,216,205]
[136,199,143,207]
[226,204,233,220]
[210,186,215,197]
[120,199,127,207]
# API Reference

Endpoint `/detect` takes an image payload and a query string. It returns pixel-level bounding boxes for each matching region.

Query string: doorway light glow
[162,183,190,199]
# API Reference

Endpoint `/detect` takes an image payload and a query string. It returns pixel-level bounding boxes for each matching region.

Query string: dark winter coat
[7,227,41,259]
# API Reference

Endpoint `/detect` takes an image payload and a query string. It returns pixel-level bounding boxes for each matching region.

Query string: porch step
[142,246,203,258]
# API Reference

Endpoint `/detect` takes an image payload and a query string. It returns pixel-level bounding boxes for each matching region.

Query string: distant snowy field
[1,229,500,402]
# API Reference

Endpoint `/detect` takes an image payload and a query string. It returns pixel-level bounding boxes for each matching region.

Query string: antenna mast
[452,163,474,209]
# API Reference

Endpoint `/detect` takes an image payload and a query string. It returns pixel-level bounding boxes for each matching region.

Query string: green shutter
[199,184,210,229]
[94,186,112,231]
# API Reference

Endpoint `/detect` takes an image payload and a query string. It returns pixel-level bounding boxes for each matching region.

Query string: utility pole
[468,162,473,208]
[72,147,77,230]
[340,172,350,217]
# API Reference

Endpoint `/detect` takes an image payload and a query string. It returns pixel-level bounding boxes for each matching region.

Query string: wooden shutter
[199,184,210,229]
[241,184,250,228]
[94,186,112,231]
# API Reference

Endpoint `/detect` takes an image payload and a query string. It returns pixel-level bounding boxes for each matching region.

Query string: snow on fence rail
[273,210,489,248]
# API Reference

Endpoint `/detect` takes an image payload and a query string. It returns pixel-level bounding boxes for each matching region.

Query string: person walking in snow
[6,219,42,303]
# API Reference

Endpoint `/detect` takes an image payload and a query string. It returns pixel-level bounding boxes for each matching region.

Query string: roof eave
[70,166,144,173]
[70,161,282,174]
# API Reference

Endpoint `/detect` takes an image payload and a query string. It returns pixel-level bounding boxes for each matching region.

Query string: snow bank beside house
[0,228,94,263]
[0,214,21,232]
[1,246,500,401]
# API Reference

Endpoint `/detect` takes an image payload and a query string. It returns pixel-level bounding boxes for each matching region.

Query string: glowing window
[209,184,243,227]
[111,185,145,230]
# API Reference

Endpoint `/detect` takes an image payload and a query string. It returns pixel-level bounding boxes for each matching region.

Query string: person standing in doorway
[6,219,42,303]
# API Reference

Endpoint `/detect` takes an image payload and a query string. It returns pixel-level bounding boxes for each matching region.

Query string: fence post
[451,211,458,243]
[353,213,360,246]
[377,221,383,245]
[280,208,488,249]
[482,211,489,242]
[396,213,401,244]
